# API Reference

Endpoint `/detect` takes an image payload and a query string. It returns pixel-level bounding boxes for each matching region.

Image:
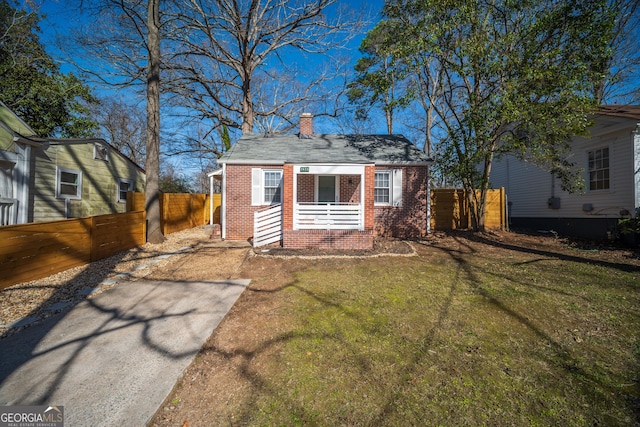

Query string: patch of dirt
[254,237,414,257]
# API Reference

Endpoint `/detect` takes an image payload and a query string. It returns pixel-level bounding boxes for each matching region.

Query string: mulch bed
[253,238,415,257]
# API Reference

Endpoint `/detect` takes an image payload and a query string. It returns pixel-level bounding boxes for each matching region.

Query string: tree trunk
[468,151,494,232]
[241,76,253,134]
[145,0,164,244]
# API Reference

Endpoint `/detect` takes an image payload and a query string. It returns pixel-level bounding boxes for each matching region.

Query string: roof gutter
[13,135,47,148]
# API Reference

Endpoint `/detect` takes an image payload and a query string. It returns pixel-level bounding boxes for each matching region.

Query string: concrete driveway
[0,278,248,426]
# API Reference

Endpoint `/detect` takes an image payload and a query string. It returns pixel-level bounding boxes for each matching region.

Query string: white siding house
[491,106,640,240]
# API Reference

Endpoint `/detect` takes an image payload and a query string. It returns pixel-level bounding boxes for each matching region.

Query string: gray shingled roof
[218,133,430,165]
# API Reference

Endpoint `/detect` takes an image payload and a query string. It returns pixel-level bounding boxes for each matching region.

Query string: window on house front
[57,167,82,199]
[588,147,609,191]
[252,168,283,206]
[375,171,391,204]
[263,170,282,204]
[374,169,403,206]
[117,179,133,203]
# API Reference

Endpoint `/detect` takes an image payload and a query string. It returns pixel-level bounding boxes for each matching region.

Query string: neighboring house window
[118,179,133,203]
[94,142,109,162]
[588,147,609,191]
[57,167,82,199]
[374,169,403,206]
[252,168,283,205]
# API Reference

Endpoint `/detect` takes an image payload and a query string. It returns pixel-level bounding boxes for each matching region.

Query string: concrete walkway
[0,278,249,426]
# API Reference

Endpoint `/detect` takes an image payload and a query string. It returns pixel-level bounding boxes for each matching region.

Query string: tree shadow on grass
[188,267,463,426]
[427,233,640,424]
[190,238,639,425]
[461,230,640,274]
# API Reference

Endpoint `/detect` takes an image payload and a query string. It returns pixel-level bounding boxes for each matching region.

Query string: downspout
[221,163,227,240]
[360,166,366,230]
[633,123,640,218]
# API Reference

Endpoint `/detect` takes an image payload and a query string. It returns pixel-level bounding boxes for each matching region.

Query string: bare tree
[166,0,366,135]
[597,0,640,103]
[93,97,146,166]
[59,0,169,243]
[145,0,163,243]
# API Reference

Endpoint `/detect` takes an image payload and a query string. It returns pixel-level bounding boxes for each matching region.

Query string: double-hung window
[374,169,403,206]
[57,167,82,199]
[117,179,133,203]
[263,171,282,204]
[375,171,390,204]
[588,147,610,191]
[252,168,283,205]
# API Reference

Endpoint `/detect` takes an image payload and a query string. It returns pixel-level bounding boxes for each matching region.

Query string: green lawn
[240,236,640,426]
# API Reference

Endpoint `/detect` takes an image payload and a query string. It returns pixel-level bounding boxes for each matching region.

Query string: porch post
[221,164,226,239]
[283,164,294,231]
[364,165,375,231]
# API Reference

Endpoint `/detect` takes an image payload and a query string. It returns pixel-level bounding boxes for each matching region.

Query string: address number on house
[299,167,309,172]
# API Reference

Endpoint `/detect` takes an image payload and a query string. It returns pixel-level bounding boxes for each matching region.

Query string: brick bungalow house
[216,113,433,249]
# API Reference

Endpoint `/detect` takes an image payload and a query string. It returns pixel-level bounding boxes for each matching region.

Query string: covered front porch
[249,163,376,249]
[282,163,375,249]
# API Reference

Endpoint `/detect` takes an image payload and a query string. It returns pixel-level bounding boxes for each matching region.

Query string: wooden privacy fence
[126,192,221,235]
[431,188,506,231]
[0,211,145,290]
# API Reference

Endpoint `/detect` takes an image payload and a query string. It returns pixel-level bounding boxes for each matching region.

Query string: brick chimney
[299,113,313,137]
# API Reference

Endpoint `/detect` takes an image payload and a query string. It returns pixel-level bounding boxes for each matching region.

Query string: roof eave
[218,159,286,165]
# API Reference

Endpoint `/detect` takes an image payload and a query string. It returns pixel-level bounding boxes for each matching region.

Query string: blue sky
[38,0,388,126]
[34,0,389,175]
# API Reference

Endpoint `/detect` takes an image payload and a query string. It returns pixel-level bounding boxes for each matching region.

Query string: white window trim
[374,169,403,207]
[56,167,83,200]
[252,168,283,206]
[586,145,611,193]
[117,178,133,203]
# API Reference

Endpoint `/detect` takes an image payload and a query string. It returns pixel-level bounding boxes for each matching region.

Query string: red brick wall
[340,175,361,203]
[225,163,428,242]
[374,165,428,238]
[225,164,284,240]
[364,166,375,230]
[283,229,374,250]
[283,164,293,231]
[297,174,314,202]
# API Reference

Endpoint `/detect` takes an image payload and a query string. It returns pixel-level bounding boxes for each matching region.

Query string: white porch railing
[294,202,363,230]
[253,204,282,247]
[0,198,18,226]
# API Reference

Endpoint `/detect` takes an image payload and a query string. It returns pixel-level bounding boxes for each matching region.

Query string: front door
[317,175,337,203]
